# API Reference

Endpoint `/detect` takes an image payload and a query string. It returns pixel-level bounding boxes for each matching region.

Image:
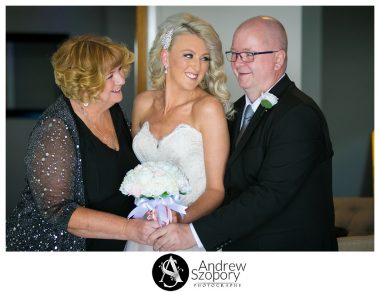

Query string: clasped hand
[131,216,196,251]
[148,222,196,251]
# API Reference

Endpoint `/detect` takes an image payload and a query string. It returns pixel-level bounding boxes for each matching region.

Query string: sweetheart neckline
[141,121,201,143]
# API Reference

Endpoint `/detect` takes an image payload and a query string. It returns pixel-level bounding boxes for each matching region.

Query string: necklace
[80,105,119,151]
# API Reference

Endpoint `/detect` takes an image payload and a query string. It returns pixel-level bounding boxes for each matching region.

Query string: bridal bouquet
[119,161,191,225]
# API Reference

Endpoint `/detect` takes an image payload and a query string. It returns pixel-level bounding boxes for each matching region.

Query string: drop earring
[164,65,168,74]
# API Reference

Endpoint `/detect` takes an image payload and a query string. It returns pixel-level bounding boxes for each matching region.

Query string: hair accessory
[161,28,175,50]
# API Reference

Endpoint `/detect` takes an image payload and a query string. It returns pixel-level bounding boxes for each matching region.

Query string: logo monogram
[152,254,189,291]
[160,256,183,288]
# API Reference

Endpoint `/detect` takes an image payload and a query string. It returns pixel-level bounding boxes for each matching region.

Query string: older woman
[6,35,159,251]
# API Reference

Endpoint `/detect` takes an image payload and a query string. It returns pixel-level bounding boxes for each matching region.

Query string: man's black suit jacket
[193,74,338,251]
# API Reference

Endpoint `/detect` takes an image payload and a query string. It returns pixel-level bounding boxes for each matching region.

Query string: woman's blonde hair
[149,13,233,117]
[51,35,134,103]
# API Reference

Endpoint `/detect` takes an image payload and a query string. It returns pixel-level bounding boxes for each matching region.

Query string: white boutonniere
[260,92,278,109]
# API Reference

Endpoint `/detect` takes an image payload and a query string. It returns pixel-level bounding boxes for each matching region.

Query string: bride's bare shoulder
[193,93,225,117]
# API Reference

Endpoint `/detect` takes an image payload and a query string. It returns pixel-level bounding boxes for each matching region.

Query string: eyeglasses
[225,51,279,63]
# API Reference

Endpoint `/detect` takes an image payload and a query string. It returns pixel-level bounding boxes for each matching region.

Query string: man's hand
[148,223,197,251]
[126,219,161,245]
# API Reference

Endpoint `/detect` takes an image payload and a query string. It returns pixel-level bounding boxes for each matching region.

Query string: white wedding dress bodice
[125,121,206,251]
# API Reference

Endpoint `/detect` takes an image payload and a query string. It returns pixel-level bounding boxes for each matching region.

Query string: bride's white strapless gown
[125,121,206,251]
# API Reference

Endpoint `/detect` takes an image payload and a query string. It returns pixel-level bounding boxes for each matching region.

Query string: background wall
[5,6,374,217]
[6,6,136,114]
[321,6,374,196]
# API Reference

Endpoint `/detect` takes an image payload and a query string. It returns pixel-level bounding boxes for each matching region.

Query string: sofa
[334,197,374,251]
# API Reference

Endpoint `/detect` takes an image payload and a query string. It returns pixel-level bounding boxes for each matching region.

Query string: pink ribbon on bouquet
[127,195,187,225]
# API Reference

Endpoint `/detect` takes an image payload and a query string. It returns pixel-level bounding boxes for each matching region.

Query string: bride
[125,13,233,251]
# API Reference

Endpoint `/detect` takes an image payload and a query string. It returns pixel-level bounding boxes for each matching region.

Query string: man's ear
[274,49,286,70]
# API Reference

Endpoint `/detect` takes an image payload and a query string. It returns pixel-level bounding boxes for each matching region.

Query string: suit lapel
[230,97,245,147]
[228,105,266,168]
[269,73,291,98]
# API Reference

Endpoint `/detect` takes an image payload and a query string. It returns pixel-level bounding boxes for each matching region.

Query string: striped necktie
[240,105,254,133]
[236,105,254,145]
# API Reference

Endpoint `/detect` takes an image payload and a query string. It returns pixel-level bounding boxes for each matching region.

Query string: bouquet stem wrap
[128,195,187,226]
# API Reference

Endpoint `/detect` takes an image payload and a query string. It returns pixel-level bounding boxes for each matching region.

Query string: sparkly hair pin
[161,25,186,50]
[161,28,175,50]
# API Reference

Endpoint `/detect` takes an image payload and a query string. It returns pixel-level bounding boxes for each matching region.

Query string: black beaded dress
[6,96,138,251]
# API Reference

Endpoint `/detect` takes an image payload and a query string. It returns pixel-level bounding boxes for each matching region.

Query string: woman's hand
[125,218,161,245]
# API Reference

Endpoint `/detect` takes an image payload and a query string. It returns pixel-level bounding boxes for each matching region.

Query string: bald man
[150,16,338,251]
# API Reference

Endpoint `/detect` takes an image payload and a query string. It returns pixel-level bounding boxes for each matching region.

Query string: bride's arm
[181,97,229,224]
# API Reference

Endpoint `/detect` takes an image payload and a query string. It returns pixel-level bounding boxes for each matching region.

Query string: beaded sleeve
[25,116,80,228]
[6,96,86,251]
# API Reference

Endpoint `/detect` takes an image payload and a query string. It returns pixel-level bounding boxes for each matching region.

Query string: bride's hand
[145,210,157,221]
[145,209,181,224]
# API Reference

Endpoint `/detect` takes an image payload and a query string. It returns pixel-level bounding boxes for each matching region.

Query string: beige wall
[149,6,302,101]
